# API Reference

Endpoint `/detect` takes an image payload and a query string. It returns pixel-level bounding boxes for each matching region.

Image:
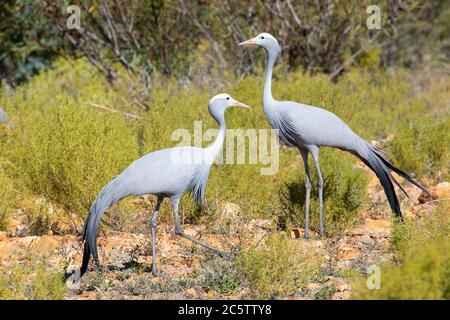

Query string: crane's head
[239,32,281,55]
[208,93,250,120]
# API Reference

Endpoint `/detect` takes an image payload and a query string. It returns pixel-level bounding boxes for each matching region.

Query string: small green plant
[12,102,139,220]
[238,232,321,298]
[389,115,450,182]
[0,165,15,230]
[201,255,242,295]
[0,255,66,300]
[352,203,450,299]
[314,284,338,300]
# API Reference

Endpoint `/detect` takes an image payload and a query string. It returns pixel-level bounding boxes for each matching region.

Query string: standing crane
[80,94,250,277]
[239,33,430,239]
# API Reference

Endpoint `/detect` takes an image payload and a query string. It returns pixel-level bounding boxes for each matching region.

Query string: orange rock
[185,287,197,297]
[307,283,320,291]
[218,202,241,220]
[431,182,450,199]
[338,249,360,260]
[366,218,390,233]
[34,235,61,253]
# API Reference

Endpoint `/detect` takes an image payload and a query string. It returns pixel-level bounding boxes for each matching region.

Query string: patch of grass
[0,255,66,300]
[15,103,138,217]
[0,171,13,230]
[389,115,450,182]
[117,276,198,298]
[314,284,338,300]
[237,232,321,298]
[352,203,450,299]
[200,255,242,295]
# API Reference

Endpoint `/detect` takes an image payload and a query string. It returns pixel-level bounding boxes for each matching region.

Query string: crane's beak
[232,100,251,109]
[239,37,257,46]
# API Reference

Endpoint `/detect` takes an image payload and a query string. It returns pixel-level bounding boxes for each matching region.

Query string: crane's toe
[152,269,165,277]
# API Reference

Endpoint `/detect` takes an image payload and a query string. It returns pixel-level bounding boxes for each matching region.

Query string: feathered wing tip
[79,176,123,277]
[369,145,431,196]
[80,240,90,276]
[358,143,430,219]
[188,166,211,205]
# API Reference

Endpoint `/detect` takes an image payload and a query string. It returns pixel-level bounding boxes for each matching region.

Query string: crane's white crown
[257,33,278,43]
[210,93,231,102]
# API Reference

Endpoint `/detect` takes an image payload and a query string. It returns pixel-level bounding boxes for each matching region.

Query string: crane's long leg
[299,149,312,240]
[309,147,324,238]
[151,196,163,276]
[170,196,232,260]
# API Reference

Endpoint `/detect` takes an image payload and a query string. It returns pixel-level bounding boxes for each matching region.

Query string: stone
[51,221,73,235]
[218,202,241,221]
[432,181,450,199]
[185,287,197,297]
[338,249,360,260]
[34,235,60,253]
[366,218,390,233]
[307,283,320,291]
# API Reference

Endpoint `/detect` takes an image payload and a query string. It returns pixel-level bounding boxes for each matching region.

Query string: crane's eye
[226,97,230,100]
[261,36,264,39]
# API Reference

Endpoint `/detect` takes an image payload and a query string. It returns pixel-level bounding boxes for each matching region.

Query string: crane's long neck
[205,111,226,164]
[263,49,278,109]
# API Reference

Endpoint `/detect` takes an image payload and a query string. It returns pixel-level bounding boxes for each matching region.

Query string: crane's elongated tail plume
[356,143,430,219]
[80,176,125,276]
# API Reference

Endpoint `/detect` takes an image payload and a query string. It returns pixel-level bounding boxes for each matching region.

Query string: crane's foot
[152,269,164,277]
[215,250,234,260]
[303,236,309,241]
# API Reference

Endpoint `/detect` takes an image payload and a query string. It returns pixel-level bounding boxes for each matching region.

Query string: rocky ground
[0,174,448,300]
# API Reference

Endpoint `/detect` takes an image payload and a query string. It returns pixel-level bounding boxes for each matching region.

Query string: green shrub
[200,255,242,295]
[11,102,139,219]
[352,203,450,299]
[0,173,11,230]
[277,148,369,237]
[314,284,339,300]
[389,115,450,182]
[238,233,321,298]
[0,160,15,230]
[0,255,66,300]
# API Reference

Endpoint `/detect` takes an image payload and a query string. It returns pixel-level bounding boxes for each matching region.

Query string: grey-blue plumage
[240,33,430,238]
[0,107,14,129]
[80,94,250,277]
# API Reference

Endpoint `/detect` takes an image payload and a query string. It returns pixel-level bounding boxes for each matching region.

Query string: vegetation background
[0,0,449,300]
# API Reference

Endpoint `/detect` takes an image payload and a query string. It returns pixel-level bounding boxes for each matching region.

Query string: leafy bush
[0,61,141,227]
[389,115,450,182]
[200,255,242,295]
[0,170,13,230]
[238,233,321,298]
[352,203,450,299]
[12,103,138,219]
[0,255,66,300]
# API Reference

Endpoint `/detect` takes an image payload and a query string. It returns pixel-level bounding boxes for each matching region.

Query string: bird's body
[79,94,250,277]
[265,101,362,150]
[105,146,209,200]
[240,33,429,238]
